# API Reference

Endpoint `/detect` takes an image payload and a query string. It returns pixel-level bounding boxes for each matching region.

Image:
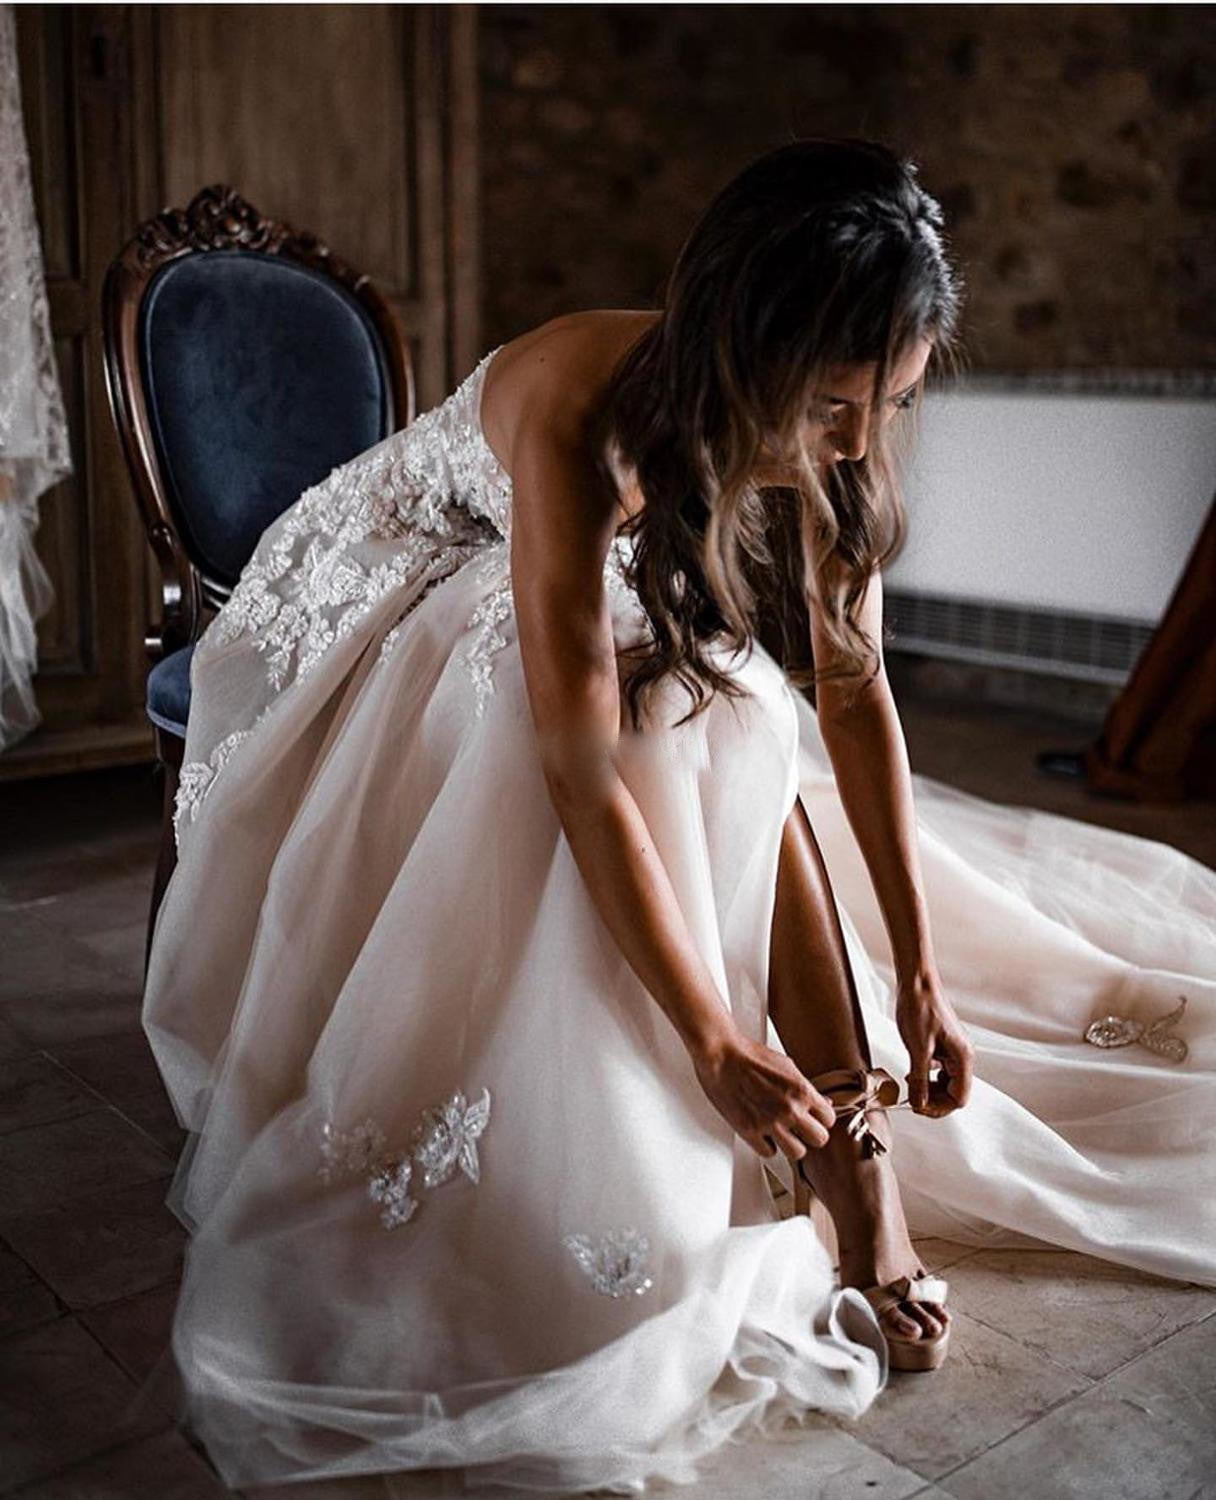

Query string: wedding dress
[142,344,1216,1495]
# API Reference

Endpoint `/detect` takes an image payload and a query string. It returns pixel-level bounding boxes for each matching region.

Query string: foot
[797,1093,949,1345]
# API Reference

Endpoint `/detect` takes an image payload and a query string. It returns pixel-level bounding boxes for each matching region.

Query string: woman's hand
[895,968,975,1117]
[689,1024,836,1163]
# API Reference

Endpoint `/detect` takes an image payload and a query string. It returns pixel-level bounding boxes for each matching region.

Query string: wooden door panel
[3,3,477,780]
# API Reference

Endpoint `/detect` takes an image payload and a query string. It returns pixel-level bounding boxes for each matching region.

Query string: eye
[893,389,918,411]
[807,402,846,423]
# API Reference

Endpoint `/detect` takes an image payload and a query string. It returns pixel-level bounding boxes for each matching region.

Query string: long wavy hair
[592,136,967,732]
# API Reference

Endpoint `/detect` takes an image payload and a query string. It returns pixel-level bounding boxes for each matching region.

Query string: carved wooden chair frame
[100,183,414,969]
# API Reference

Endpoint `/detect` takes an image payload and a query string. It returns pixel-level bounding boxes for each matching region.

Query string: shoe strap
[810,1067,904,1157]
[862,1273,950,1317]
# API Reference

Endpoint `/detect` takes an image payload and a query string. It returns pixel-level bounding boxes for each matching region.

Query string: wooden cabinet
[3,3,479,780]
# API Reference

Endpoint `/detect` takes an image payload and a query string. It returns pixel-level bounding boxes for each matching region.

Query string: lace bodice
[180,345,640,844]
[392,345,516,540]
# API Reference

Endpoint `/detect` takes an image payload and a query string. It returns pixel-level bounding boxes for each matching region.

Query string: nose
[826,408,869,464]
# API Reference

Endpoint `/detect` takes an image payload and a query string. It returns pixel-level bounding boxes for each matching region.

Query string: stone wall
[479,3,1215,370]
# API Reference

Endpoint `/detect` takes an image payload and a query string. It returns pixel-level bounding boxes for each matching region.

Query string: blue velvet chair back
[139,248,396,588]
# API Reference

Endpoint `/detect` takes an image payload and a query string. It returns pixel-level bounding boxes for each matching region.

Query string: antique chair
[101,184,413,976]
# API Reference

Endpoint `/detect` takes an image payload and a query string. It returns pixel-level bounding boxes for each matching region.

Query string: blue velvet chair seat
[146,643,196,738]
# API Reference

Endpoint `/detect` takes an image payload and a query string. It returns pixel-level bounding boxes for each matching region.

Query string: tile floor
[1,697,1213,1498]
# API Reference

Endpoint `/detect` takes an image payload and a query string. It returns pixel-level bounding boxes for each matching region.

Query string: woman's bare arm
[811,567,936,978]
[508,389,834,1162]
[812,569,975,1112]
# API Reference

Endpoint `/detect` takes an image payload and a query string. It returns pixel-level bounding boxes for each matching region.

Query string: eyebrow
[818,379,920,406]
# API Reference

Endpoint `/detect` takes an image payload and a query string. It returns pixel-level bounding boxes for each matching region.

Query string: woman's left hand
[895,968,975,1117]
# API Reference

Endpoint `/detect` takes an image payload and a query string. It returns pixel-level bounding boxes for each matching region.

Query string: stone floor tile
[942,1246,1216,1381]
[23,870,157,950]
[112,1088,187,1158]
[0,1316,163,1490]
[0,984,144,1048]
[0,763,160,861]
[0,1175,183,1310]
[0,913,143,1045]
[0,1016,34,1064]
[908,1238,981,1272]
[0,916,100,1005]
[241,1431,939,1500]
[48,1032,165,1106]
[78,1282,180,1387]
[0,1055,101,1136]
[0,848,103,906]
[245,1478,447,1499]
[662,1411,933,1500]
[824,1307,1090,1480]
[0,1108,172,1216]
[0,1239,61,1338]
[74,922,147,983]
[5,1426,227,1499]
[936,1312,1216,1500]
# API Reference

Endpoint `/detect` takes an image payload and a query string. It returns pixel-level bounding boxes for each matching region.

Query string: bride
[143,136,1216,1494]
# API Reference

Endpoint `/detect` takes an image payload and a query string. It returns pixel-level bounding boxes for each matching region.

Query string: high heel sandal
[789,1065,951,1373]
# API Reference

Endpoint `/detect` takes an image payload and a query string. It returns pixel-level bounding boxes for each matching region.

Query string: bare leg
[767,794,947,1342]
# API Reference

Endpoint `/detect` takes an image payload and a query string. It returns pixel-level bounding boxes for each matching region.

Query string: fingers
[768,1122,809,1161]
[950,1038,975,1108]
[753,1115,824,1163]
[908,1043,976,1117]
[907,1065,930,1112]
[802,1087,836,1134]
[753,1132,778,1159]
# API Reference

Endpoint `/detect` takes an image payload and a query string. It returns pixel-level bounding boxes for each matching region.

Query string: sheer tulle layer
[785,698,1216,1288]
[144,543,889,1492]
[144,451,1216,1493]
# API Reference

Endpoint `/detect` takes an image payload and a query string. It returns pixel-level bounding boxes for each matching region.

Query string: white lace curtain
[0,1,72,751]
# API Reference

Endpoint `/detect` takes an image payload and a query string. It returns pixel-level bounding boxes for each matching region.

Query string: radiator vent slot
[884,590,1155,685]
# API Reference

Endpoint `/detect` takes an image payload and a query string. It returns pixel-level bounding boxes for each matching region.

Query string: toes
[885,1307,922,1339]
[906,1303,946,1337]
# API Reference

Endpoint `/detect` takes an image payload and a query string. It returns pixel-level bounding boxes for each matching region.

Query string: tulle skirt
[142,512,1216,1494]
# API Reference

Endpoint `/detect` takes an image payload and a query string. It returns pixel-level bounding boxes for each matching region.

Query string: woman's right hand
[689,1023,836,1164]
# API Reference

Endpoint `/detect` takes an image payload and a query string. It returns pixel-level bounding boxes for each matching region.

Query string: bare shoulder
[480,310,657,496]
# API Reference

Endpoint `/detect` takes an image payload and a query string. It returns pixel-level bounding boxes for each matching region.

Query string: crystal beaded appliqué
[1083,994,1190,1063]
[563,1228,654,1298]
[318,1118,391,1184]
[410,1088,492,1188]
[319,1087,492,1230]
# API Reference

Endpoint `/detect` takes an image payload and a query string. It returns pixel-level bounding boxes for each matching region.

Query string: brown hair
[594,135,967,731]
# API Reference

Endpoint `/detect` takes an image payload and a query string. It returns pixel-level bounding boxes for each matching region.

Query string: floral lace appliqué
[172,714,270,848]
[460,536,638,717]
[563,1227,654,1298]
[319,1087,492,1230]
[462,549,514,718]
[201,349,512,698]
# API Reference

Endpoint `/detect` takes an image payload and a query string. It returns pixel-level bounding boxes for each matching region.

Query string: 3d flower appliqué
[318,1118,390,1184]
[319,1086,492,1231]
[368,1158,418,1229]
[411,1087,491,1188]
[1083,994,1190,1064]
[563,1228,654,1299]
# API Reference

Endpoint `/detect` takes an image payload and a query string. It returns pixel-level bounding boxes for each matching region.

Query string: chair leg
[146,727,184,983]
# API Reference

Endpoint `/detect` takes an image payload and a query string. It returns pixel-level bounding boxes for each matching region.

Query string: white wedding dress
[142,346,1216,1495]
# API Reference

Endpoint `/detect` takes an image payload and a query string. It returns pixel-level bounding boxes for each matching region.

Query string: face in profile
[752,335,935,486]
